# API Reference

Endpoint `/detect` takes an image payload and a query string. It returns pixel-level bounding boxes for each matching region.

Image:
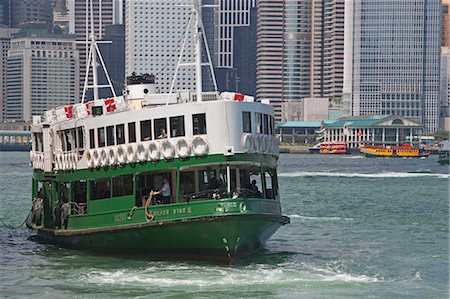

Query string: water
[0,152,448,298]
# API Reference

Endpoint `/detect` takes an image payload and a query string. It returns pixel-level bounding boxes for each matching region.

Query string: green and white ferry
[27,0,289,262]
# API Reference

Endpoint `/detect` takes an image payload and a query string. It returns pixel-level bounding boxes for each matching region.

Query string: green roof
[276,121,334,128]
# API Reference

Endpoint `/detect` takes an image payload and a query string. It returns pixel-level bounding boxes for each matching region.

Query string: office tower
[0,0,10,26]
[125,0,196,93]
[343,0,442,132]
[53,0,69,34]
[203,0,257,96]
[98,24,125,98]
[5,34,79,122]
[443,0,449,47]
[10,0,53,31]
[256,0,345,122]
[0,27,19,121]
[68,0,114,100]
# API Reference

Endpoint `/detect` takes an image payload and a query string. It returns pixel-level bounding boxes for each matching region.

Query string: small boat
[308,143,321,154]
[360,142,430,158]
[318,142,349,154]
[438,141,450,165]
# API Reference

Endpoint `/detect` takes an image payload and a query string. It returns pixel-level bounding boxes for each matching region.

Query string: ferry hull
[34,214,289,262]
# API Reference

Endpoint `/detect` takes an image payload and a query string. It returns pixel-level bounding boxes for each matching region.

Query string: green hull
[35,213,288,261]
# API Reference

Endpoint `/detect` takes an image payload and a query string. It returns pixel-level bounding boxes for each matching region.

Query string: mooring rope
[0,209,32,229]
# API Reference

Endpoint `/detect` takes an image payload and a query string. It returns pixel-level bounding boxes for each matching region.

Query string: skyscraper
[68,0,114,100]
[256,0,345,122]
[5,34,79,122]
[343,0,442,132]
[0,0,10,26]
[0,27,19,121]
[10,0,53,31]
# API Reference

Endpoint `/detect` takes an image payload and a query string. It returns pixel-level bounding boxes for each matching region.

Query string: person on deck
[153,177,171,204]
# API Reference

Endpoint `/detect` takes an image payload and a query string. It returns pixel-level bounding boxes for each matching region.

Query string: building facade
[257,0,345,122]
[0,0,10,26]
[5,34,79,122]
[0,27,19,121]
[343,0,442,132]
[10,0,53,30]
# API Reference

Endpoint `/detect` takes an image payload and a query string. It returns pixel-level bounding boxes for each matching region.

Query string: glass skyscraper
[343,0,442,132]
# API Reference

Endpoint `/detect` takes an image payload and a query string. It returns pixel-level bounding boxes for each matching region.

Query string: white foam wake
[279,171,449,179]
[288,214,354,221]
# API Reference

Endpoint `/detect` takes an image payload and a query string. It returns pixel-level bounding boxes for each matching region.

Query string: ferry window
[65,130,75,151]
[113,175,133,197]
[72,181,87,204]
[116,124,125,145]
[154,118,167,139]
[140,120,152,141]
[77,127,84,148]
[106,126,115,146]
[263,114,269,134]
[242,111,251,133]
[180,171,195,198]
[97,127,105,147]
[193,113,207,135]
[198,169,222,191]
[128,122,136,143]
[170,116,185,137]
[89,129,95,149]
[240,168,262,198]
[90,178,110,200]
[255,113,262,134]
[269,116,274,135]
[263,171,277,199]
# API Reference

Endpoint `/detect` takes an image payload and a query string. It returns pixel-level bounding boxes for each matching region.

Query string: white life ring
[100,148,108,167]
[192,136,209,157]
[115,145,126,165]
[241,133,253,153]
[60,153,66,170]
[67,153,73,170]
[72,152,78,170]
[263,135,271,154]
[137,143,148,162]
[126,144,136,163]
[253,134,261,153]
[53,153,58,170]
[176,139,191,158]
[36,154,42,170]
[92,149,100,168]
[161,140,175,160]
[148,141,160,161]
[59,153,65,170]
[108,147,116,166]
[86,149,95,168]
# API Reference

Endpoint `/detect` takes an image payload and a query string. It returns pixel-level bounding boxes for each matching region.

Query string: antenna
[79,0,117,103]
[169,0,218,103]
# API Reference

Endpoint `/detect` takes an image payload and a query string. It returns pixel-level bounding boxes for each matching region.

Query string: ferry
[317,142,348,154]
[438,141,449,165]
[26,0,289,263]
[360,142,430,158]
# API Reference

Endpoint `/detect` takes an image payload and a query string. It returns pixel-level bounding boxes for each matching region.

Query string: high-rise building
[0,0,10,26]
[68,0,114,100]
[256,0,345,122]
[0,27,19,121]
[5,34,79,122]
[443,0,449,48]
[343,0,442,132]
[53,0,69,34]
[10,0,53,31]
[98,24,125,99]
[125,0,196,93]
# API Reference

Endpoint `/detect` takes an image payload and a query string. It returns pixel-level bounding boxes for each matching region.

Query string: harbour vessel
[437,141,449,165]
[310,142,348,154]
[26,0,289,262]
[360,142,430,158]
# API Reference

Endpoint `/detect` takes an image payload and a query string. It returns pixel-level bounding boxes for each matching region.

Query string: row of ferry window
[242,112,275,135]
[89,114,207,149]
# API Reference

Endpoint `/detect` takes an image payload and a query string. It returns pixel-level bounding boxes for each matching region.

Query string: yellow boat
[360,143,430,158]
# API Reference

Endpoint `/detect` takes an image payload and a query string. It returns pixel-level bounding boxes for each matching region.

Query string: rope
[0,209,32,229]
[145,191,155,222]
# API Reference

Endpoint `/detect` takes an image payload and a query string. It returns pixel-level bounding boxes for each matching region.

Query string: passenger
[157,128,167,139]
[208,176,220,190]
[250,179,259,194]
[140,186,151,207]
[153,177,171,204]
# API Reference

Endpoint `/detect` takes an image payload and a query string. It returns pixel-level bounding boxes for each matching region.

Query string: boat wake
[288,214,354,221]
[82,261,380,289]
[279,171,449,179]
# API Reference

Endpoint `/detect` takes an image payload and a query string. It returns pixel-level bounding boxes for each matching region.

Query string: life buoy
[60,153,66,170]
[116,145,126,165]
[92,149,100,168]
[192,136,209,156]
[253,134,260,153]
[108,147,116,166]
[100,148,108,167]
[263,135,271,154]
[72,152,78,170]
[29,151,34,166]
[161,140,175,160]
[67,153,73,170]
[137,143,148,162]
[86,149,95,168]
[148,141,160,161]
[241,133,253,153]
[126,144,136,163]
[176,139,191,158]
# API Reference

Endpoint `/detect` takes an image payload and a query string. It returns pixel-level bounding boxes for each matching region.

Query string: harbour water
[0,152,448,298]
